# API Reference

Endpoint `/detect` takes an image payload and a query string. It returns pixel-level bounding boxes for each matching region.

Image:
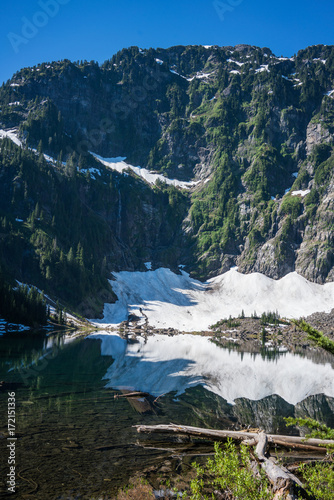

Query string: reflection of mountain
[158,388,334,435]
[215,338,334,370]
[169,389,334,435]
[232,393,334,434]
[295,394,334,428]
[233,395,295,434]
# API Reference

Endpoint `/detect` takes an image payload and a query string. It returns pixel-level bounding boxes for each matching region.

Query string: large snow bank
[90,332,334,405]
[91,267,334,331]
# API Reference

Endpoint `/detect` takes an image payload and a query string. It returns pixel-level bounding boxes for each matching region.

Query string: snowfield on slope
[91,152,199,189]
[92,267,334,331]
[0,128,23,147]
[90,332,334,405]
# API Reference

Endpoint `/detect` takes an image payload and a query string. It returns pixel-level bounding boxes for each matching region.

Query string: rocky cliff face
[1,43,334,308]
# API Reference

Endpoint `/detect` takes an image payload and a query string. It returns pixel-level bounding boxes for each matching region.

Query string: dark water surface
[0,330,333,499]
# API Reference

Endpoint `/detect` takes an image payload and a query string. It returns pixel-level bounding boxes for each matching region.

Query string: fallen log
[114,391,150,399]
[254,431,304,498]
[118,390,155,414]
[134,423,334,452]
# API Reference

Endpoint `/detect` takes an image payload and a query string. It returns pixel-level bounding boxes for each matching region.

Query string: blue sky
[1,0,333,85]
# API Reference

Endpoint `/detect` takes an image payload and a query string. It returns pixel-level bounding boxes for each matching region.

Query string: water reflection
[0,330,333,499]
[92,332,334,405]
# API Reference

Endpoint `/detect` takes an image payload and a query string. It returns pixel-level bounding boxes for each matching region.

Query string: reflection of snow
[92,267,334,332]
[91,332,334,405]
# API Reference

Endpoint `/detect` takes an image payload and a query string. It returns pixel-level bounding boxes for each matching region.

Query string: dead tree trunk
[254,432,304,499]
[134,423,333,452]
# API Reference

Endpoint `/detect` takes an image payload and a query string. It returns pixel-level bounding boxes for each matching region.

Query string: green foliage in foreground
[299,460,334,500]
[292,319,334,354]
[189,440,271,500]
[189,423,334,500]
[285,416,334,442]
[285,417,334,500]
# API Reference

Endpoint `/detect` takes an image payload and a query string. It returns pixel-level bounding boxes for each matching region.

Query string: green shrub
[314,154,334,188]
[285,417,334,500]
[311,143,332,168]
[280,195,302,219]
[189,440,271,500]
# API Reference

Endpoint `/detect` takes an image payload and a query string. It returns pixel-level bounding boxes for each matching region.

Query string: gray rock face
[306,122,333,154]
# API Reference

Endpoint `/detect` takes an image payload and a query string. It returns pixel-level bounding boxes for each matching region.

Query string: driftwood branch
[134,424,333,452]
[114,391,149,399]
[254,431,304,498]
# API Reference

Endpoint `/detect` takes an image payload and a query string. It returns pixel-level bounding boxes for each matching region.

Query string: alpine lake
[1,323,334,499]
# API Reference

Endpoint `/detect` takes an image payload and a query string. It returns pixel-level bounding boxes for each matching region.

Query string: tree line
[0,278,48,327]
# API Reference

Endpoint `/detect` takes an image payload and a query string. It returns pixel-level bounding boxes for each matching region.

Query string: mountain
[1,43,334,317]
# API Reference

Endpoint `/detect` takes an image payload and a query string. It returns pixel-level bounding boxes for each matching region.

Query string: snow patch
[80,167,102,179]
[282,76,294,82]
[91,152,198,189]
[91,267,334,332]
[0,128,22,147]
[255,65,269,73]
[144,262,152,270]
[227,59,244,67]
[187,71,216,82]
[169,69,187,80]
[277,56,294,62]
[230,70,241,75]
[291,189,310,197]
[155,58,163,65]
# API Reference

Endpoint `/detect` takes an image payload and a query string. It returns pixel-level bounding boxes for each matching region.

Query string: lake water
[1,329,333,498]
